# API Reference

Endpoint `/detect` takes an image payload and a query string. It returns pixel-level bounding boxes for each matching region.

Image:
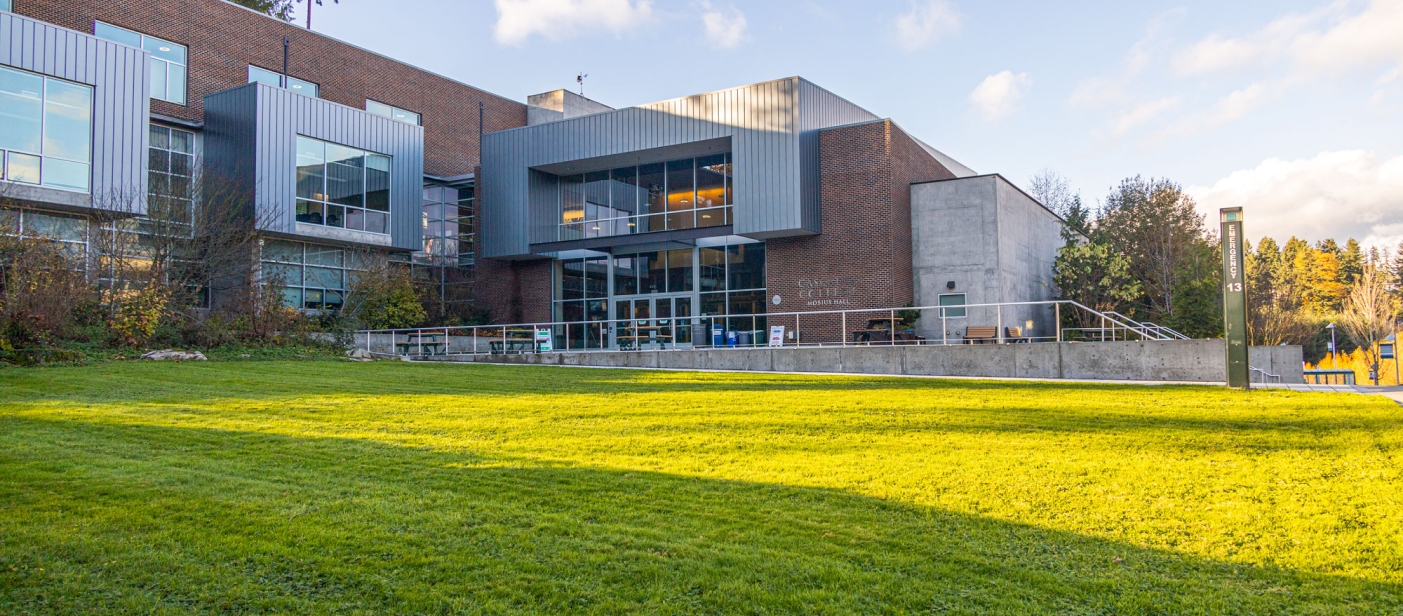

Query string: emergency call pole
[1220,207,1250,390]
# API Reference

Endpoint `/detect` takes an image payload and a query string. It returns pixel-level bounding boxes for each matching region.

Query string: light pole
[1326,322,1337,369]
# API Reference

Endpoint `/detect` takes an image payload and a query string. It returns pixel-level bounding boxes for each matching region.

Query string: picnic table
[489,328,539,355]
[616,323,672,350]
[851,318,925,344]
[396,332,446,355]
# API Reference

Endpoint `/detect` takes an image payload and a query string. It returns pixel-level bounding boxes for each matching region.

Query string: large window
[421,183,474,265]
[94,23,186,105]
[0,208,87,262]
[0,66,92,192]
[367,100,420,125]
[261,240,372,311]
[558,153,731,240]
[938,293,967,318]
[148,124,194,223]
[248,65,319,98]
[295,135,390,234]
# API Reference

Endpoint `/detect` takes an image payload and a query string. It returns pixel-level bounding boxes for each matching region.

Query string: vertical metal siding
[204,83,424,251]
[483,77,879,258]
[0,12,149,213]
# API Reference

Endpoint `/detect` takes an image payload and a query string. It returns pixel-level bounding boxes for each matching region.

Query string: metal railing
[1250,366,1283,384]
[358,299,1194,358]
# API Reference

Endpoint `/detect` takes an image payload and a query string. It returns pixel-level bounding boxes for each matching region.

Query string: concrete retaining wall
[378,338,1305,383]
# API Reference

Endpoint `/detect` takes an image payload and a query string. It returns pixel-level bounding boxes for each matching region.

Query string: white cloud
[1155,83,1270,140]
[699,2,747,49]
[968,71,1031,121]
[1173,0,1403,80]
[1109,97,1180,137]
[894,0,961,52]
[493,0,654,46]
[1187,150,1403,250]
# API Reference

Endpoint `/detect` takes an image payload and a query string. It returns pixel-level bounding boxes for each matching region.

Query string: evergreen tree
[1340,238,1364,285]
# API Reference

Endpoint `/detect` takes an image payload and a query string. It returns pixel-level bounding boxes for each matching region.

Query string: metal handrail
[1102,311,1190,341]
[358,299,1186,357]
[1249,366,1282,384]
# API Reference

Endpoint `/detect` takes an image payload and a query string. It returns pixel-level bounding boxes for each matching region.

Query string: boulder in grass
[140,349,208,362]
[346,349,374,362]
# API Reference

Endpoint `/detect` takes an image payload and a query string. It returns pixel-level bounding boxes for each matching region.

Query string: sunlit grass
[1,361,1400,614]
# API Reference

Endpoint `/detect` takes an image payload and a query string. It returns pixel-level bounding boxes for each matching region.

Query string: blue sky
[306,0,1403,249]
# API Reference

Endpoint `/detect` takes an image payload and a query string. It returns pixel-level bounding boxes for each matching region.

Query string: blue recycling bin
[711,325,724,347]
[726,330,738,347]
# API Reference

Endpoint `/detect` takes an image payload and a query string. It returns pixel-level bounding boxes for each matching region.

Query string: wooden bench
[1004,327,1029,343]
[963,326,999,344]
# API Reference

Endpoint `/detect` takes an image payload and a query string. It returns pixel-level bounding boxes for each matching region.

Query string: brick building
[479,79,1066,347]
[0,0,1065,341]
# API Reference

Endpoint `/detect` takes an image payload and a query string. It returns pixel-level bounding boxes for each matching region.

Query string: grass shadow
[2,416,1399,615]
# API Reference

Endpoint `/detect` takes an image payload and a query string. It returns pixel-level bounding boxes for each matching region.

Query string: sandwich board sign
[535,328,552,352]
[768,325,786,347]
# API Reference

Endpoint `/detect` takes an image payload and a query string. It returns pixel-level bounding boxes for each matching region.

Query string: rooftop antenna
[576,73,588,97]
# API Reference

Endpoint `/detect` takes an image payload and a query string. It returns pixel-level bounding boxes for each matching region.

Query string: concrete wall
[526,89,614,125]
[359,337,1305,384]
[910,175,1064,342]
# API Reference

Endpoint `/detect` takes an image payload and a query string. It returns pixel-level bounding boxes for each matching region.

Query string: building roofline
[208,0,523,108]
[910,173,1071,226]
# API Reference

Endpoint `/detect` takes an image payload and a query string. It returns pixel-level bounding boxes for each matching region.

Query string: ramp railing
[358,299,1194,358]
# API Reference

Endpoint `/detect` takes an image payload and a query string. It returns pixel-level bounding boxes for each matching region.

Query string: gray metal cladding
[204,83,424,251]
[0,12,150,214]
[480,77,879,258]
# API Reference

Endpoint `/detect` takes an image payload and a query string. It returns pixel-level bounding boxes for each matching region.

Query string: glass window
[286,76,318,97]
[665,159,695,230]
[260,240,363,311]
[366,99,421,125]
[938,293,967,318]
[293,135,390,234]
[148,124,195,223]
[699,246,726,292]
[560,258,584,300]
[0,68,42,154]
[95,23,185,104]
[248,65,319,98]
[726,243,764,290]
[248,65,282,87]
[559,155,732,239]
[0,67,91,192]
[641,252,666,294]
[613,255,638,295]
[667,249,693,293]
[584,256,608,298]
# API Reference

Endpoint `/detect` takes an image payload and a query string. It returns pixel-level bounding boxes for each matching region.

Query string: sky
[302,0,1403,250]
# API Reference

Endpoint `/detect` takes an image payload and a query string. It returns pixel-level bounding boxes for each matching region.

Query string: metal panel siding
[482,77,876,258]
[796,79,880,232]
[0,12,149,214]
[204,83,423,251]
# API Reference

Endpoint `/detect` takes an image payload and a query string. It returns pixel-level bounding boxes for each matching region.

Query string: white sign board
[768,325,786,347]
[535,328,552,352]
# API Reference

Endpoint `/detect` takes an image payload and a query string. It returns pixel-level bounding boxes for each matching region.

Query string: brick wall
[765,119,954,342]
[15,0,526,177]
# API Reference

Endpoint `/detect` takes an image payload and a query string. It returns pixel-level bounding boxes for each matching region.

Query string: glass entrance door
[613,295,694,350]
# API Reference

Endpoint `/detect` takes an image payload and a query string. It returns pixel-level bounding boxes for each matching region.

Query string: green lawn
[1,361,1400,615]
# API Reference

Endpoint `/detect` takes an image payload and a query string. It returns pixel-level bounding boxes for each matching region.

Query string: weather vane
[576,72,588,96]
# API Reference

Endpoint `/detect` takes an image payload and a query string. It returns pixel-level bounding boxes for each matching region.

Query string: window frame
[0,65,93,193]
[294,134,391,235]
[366,99,421,125]
[93,22,186,105]
[247,65,320,98]
[938,293,967,318]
